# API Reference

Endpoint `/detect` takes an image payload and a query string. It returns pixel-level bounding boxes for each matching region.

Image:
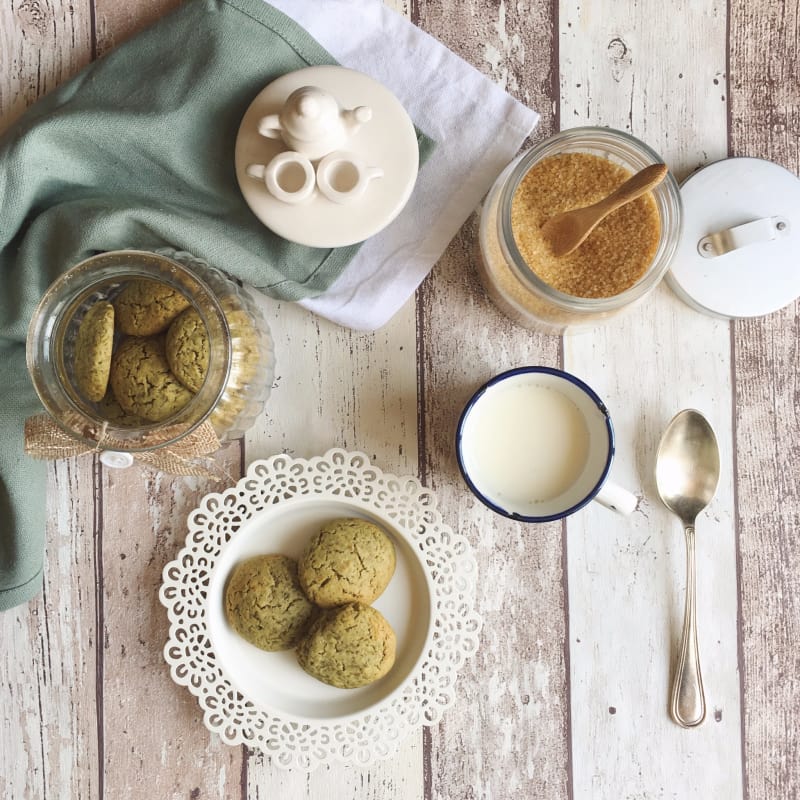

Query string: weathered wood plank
[242,0,424,791]
[99,446,244,798]
[0,0,92,128]
[414,0,567,795]
[729,0,800,795]
[413,0,558,139]
[242,295,424,794]
[0,3,97,799]
[92,0,183,56]
[560,1,743,796]
[0,460,100,800]
[733,308,800,799]
[419,228,570,800]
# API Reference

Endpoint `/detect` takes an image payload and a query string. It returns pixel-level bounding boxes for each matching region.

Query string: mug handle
[594,481,638,515]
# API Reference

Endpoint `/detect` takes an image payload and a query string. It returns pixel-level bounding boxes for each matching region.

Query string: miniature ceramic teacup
[247,150,383,206]
[456,366,638,522]
[246,152,316,205]
[316,151,383,205]
[257,85,373,160]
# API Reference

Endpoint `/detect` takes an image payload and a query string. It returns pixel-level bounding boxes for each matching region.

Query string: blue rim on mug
[455,366,615,523]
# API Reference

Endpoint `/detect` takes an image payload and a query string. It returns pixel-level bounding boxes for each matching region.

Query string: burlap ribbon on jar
[24,413,228,479]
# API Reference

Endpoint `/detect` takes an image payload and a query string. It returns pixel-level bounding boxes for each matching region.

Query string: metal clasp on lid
[698,216,790,258]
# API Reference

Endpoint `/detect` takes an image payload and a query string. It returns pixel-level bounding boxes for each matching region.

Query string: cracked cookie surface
[298,518,396,608]
[113,279,191,336]
[96,390,148,427]
[74,301,115,402]
[296,602,396,688]
[225,555,315,652]
[109,336,193,422]
[165,307,209,392]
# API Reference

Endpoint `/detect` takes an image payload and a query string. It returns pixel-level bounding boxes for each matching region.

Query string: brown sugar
[510,153,661,298]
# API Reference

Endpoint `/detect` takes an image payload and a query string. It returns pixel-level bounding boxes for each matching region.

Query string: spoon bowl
[656,410,720,519]
[655,409,720,728]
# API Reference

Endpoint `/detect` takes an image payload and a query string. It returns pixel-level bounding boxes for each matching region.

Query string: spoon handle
[670,523,706,728]
[594,163,668,216]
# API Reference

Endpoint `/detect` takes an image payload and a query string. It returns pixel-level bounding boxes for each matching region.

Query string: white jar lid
[667,157,800,318]
[235,66,419,248]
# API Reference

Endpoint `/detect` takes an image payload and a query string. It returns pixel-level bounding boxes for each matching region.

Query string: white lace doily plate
[159,449,481,770]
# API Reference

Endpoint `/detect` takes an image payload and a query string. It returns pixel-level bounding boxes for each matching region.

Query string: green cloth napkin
[0,0,433,610]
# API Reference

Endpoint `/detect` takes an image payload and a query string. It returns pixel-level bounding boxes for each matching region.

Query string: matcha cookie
[109,336,193,422]
[225,555,315,651]
[74,301,115,402]
[296,603,396,689]
[96,390,148,427]
[298,518,396,608]
[114,279,191,336]
[165,307,209,392]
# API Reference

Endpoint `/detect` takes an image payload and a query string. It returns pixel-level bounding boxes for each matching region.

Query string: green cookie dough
[225,555,315,652]
[165,307,209,392]
[74,301,115,402]
[296,603,396,689]
[298,518,396,608]
[109,336,193,422]
[114,279,191,336]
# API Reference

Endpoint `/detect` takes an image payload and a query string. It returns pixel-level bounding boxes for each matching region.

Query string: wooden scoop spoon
[541,163,669,257]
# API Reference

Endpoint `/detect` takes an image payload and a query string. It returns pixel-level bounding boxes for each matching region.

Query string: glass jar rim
[498,126,684,312]
[26,249,232,452]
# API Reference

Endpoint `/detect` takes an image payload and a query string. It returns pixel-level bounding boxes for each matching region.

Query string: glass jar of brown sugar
[26,249,275,464]
[477,127,683,333]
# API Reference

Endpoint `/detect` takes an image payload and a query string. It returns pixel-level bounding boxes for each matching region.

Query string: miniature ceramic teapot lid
[667,157,800,318]
[234,66,419,248]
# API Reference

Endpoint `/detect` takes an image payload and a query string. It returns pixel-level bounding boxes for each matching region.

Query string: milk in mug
[461,379,592,513]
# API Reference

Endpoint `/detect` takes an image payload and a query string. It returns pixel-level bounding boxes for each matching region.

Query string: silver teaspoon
[655,409,720,728]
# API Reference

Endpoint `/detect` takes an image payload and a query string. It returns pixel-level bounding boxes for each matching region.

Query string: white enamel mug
[456,367,638,522]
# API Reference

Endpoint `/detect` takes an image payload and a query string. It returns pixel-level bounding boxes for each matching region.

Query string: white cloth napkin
[267,0,539,330]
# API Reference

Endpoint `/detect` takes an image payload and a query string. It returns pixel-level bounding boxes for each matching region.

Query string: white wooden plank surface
[241,284,423,793]
[560,1,743,796]
[239,0,423,789]
[100,449,244,797]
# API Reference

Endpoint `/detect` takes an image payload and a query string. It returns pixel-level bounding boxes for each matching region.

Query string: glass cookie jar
[26,249,275,461]
[477,126,683,333]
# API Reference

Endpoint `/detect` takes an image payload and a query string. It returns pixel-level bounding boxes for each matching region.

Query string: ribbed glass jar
[27,249,275,454]
[477,127,683,333]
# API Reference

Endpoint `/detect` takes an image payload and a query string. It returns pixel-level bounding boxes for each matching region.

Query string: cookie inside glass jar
[28,249,275,453]
[70,278,205,426]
